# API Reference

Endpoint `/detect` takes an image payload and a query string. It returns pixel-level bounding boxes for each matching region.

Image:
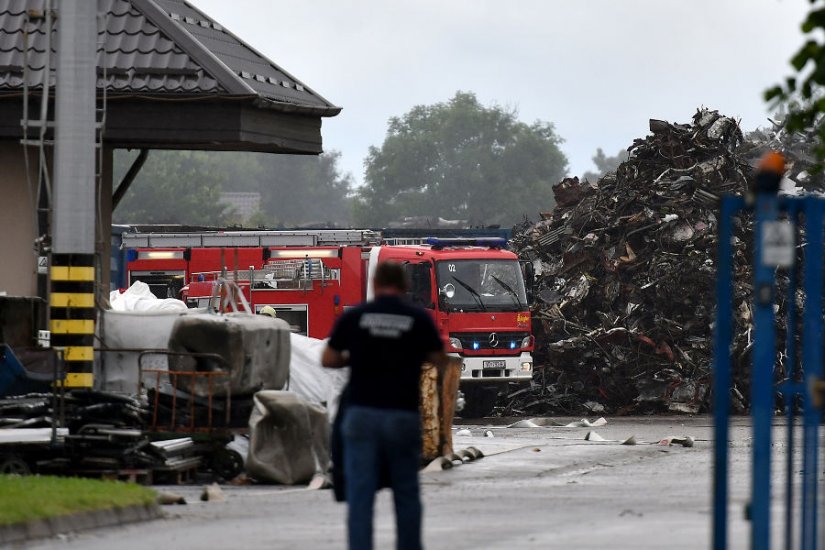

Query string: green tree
[582,148,628,182]
[113,150,231,225]
[255,151,353,227]
[354,91,568,227]
[766,0,825,159]
[113,150,353,227]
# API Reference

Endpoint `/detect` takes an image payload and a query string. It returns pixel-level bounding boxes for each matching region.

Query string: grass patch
[0,475,156,526]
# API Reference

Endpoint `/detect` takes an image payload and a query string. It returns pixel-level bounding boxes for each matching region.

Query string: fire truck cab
[370,239,533,415]
[122,231,533,417]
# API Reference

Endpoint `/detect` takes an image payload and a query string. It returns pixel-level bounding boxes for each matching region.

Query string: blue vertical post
[785,231,798,550]
[713,195,741,550]
[752,194,779,550]
[783,202,798,550]
[801,196,823,550]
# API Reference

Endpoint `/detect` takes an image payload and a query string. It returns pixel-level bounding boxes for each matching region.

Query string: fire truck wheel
[0,454,31,475]
[459,385,500,419]
[210,448,244,480]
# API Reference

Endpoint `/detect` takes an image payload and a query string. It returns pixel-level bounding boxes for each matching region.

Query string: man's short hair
[374,261,409,292]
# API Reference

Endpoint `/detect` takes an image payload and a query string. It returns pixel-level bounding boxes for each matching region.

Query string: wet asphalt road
[22,416,803,550]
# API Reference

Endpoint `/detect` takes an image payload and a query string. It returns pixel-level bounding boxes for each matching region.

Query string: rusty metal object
[420,365,440,461]
[438,358,462,456]
[420,358,462,462]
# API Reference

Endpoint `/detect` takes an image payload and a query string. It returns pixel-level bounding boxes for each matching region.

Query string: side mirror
[440,283,456,299]
[520,260,535,303]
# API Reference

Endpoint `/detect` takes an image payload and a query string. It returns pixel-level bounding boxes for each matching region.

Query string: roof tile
[0,0,339,115]
[153,0,336,111]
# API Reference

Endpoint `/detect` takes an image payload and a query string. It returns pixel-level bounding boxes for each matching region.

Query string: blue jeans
[342,405,422,550]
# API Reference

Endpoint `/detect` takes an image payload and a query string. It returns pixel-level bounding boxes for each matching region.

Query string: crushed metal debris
[505,109,820,416]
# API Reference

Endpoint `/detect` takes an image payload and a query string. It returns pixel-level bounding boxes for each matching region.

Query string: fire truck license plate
[483,360,506,369]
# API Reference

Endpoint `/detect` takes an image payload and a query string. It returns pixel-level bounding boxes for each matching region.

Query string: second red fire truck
[122,229,534,417]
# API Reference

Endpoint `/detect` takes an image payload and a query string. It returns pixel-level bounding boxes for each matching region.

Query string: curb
[0,503,162,546]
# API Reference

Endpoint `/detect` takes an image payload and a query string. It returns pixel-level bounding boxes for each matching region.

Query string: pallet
[153,465,198,485]
[152,456,201,485]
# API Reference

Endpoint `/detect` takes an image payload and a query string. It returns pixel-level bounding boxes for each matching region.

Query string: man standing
[322,261,447,550]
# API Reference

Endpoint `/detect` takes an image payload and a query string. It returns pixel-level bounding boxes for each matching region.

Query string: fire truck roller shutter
[365,246,383,301]
[167,312,291,397]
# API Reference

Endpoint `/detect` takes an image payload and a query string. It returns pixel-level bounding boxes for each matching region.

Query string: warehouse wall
[0,142,39,297]
[0,141,113,299]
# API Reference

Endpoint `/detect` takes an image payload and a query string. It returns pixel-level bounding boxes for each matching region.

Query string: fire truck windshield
[435,260,527,312]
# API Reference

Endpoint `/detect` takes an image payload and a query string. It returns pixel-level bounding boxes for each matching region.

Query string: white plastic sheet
[97,309,189,393]
[506,417,608,428]
[109,281,188,312]
[287,333,349,420]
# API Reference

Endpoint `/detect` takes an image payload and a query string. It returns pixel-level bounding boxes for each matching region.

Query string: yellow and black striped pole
[50,2,98,389]
[49,253,95,388]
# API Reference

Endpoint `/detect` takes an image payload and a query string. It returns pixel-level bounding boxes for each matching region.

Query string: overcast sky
[194,0,811,185]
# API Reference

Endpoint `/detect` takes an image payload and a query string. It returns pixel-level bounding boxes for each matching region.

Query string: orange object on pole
[758,151,786,176]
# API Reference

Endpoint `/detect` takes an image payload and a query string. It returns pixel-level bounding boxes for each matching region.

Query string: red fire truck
[123,230,534,416]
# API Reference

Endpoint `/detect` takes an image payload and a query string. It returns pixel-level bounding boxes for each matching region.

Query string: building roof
[0,0,340,116]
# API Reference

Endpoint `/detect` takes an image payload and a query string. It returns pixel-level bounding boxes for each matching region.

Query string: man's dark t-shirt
[327,295,443,412]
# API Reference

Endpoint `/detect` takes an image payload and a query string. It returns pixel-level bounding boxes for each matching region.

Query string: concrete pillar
[50,0,98,388]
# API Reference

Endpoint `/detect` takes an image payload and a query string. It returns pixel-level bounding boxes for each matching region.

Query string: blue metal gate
[713,194,824,550]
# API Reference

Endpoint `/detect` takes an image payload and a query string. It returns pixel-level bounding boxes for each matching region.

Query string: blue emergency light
[424,237,507,249]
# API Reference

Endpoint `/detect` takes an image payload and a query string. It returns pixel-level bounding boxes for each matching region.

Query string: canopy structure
[0,0,341,297]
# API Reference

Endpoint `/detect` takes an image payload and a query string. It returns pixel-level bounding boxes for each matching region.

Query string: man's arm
[322,345,349,369]
[323,310,352,369]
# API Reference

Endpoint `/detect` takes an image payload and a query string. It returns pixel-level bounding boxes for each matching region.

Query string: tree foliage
[582,148,628,182]
[253,151,353,227]
[113,150,353,227]
[354,91,568,227]
[766,0,825,159]
[113,150,231,225]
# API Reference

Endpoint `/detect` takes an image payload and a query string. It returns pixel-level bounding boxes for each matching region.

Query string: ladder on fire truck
[120,229,381,249]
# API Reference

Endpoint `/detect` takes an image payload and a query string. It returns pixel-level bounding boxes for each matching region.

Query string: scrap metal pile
[507,109,820,416]
[0,390,198,477]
